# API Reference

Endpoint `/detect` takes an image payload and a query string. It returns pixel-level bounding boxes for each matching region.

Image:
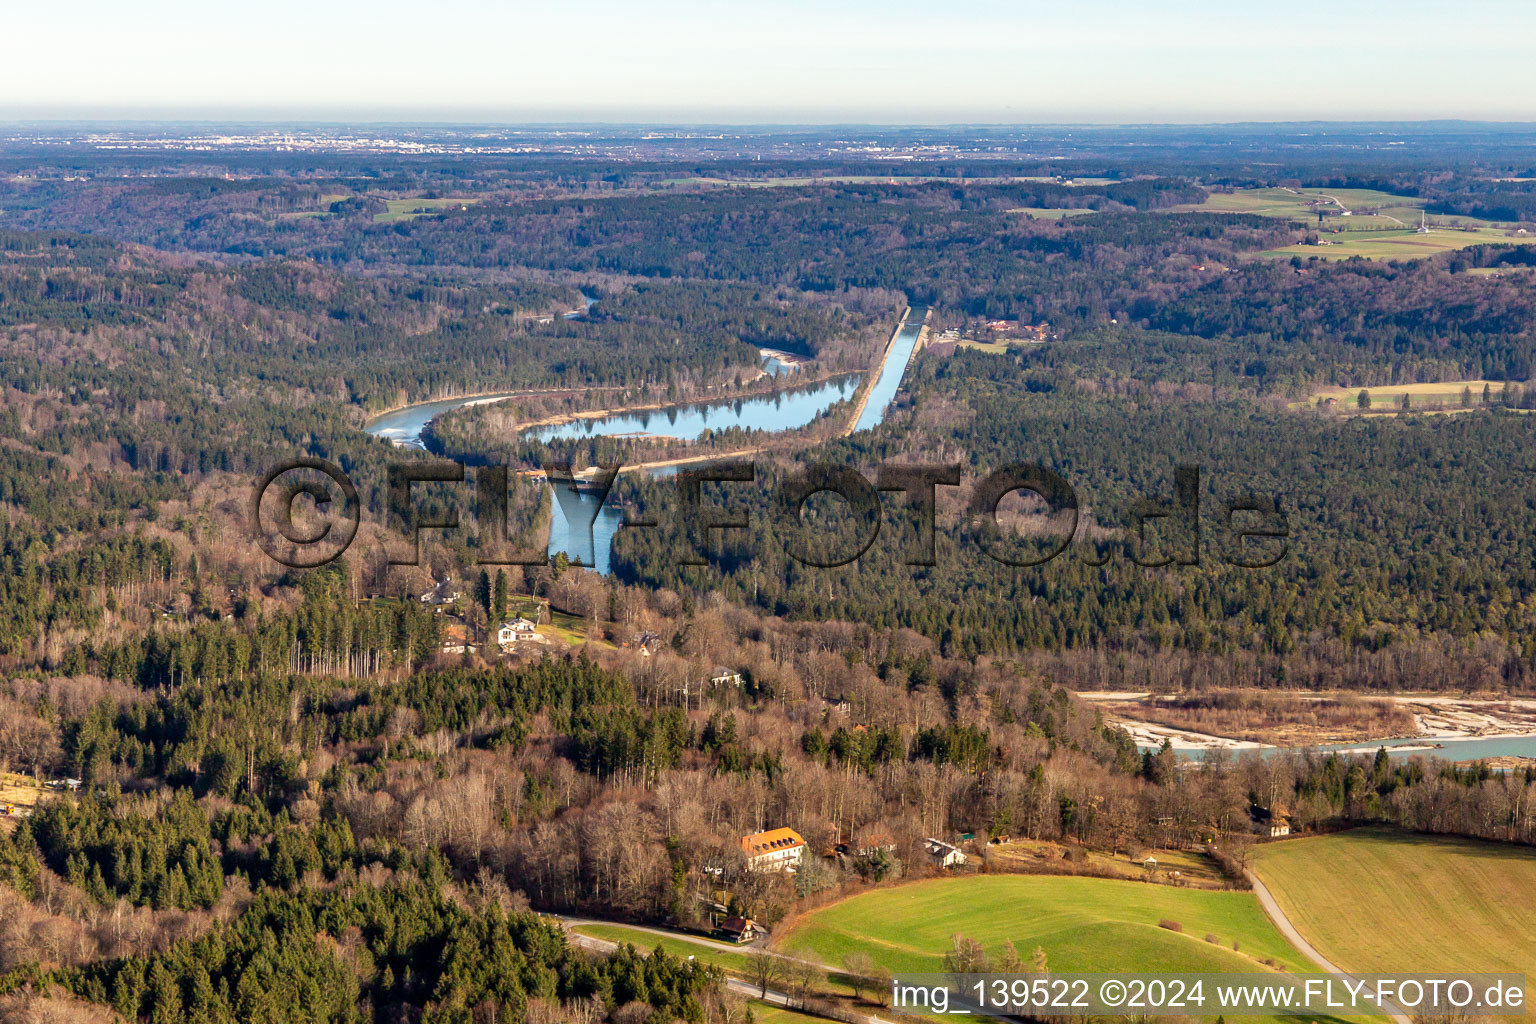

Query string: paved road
[561,922,901,1024]
[1247,870,1410,1024]
[566,928,803,1009]
[554,915,782,957]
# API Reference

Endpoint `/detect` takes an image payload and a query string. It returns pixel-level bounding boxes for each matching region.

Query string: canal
[365,305,924,572]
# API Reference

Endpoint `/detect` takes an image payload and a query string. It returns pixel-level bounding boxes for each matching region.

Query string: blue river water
[540,376,859,570]
[364,308,922,572]
[1159,733,1536,764]
[366,393,523,450]
[761,351,798,376]
[852,307,926,433]
[527,376,856,444]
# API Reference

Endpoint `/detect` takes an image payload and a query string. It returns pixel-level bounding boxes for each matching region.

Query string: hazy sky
[5,0,1536,123]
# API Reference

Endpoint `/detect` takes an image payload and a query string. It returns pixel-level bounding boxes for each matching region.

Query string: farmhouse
[925,838,967,868]
[624,631,663,656]
[710,667,744,688]
[740,827,806,872]
[822,696,851,719]
[1251,804,1292,837]
[716,916,764,943]
[418,576,461,606]
[850,826,895,858]
[439,622,475,655]
[497,618,539,648]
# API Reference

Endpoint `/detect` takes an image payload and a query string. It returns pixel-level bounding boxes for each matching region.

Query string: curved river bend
[364,307,925,572]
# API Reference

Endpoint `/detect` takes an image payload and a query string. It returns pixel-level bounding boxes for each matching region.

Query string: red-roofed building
[740,827,806,872]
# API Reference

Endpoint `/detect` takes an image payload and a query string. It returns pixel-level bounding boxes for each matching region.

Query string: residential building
[716,916,763,943]
[439,622,475,655]
[497,618,540,648]
[740,827,806,872]
[710,667,744,687]
[624,631,663,655]
[925,837,966,868]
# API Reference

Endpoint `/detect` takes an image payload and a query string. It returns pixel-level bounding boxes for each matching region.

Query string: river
[1156,734,1536,764]
[527,376,856,444]
[540,375,858,570]
[364,306,920,572]
[852,308,926,433]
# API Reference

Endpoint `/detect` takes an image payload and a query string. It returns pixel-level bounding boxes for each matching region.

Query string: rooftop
[741,827,806,856]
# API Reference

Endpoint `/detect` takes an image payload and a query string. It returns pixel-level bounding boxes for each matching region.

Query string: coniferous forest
[2,125,1536,1021]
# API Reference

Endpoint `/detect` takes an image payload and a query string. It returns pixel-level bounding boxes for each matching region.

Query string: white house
[710,667,744,688]
[740,827,806,872]
[925,838,967,869]
[419,576,461,606]
[497,618,539,648]
[716,916,764,943]
[439,622,475,655]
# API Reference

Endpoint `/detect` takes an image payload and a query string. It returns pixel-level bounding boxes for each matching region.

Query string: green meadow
[1262,226,1528,260]
[776,874,1308,975]
[374,197,480,223]
[1252,828,1536,986]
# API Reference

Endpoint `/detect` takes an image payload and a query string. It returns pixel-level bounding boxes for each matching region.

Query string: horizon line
[8,117,1536,130]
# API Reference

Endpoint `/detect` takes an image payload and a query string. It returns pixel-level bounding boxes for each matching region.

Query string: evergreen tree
[493,569,509,623]
[476,569,492,617]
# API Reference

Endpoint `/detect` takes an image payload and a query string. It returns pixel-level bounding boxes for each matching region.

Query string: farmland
[374,196,480,222]
[1250,828,1536,985]
[985,839,1229,887]
[1005,206,1095,220]
[775,874,1309,975]
[1296,378,1520,412]
[1262,226,1527,260]
[1173,186,1426,222]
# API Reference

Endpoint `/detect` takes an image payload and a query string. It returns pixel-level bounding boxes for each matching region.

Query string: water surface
[1157,733,1536,764]
[528,376,856,444]
[367,304,921,573]
[851,306,927,433]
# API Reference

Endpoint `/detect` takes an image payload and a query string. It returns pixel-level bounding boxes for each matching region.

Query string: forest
[2,139,1536,1021]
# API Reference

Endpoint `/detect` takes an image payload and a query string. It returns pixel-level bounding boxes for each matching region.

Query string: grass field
[956,339,1009,354]
[1171,186,1426,220]
[374,197,480,223]
[1262,226,1527,260]
[1176,186,1529,238]
[1296,378,1512,411]
[1005,206,1094,220]
[776,874,1308,975]
[546,609,616,649]
[748,1002,824,1024]
[0,772,44,812]
[1251,828,1536,984]
[573,923,756,975]
[987,840,1227,887]
[0,772,44,831]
